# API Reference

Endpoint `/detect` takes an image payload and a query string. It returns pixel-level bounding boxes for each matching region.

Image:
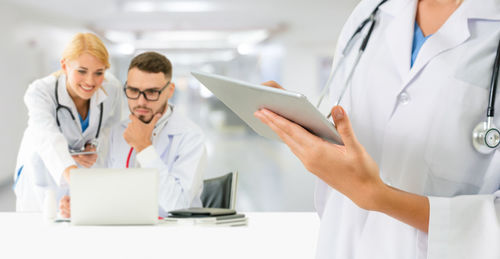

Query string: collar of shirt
[152,103,173,136]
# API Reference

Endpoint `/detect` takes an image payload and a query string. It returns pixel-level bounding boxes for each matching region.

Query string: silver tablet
[192,71,343,145]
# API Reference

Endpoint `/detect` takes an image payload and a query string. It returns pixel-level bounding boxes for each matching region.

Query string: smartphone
[69,150,97,155]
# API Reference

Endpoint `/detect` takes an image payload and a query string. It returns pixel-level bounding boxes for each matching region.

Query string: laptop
[70,168,159,225]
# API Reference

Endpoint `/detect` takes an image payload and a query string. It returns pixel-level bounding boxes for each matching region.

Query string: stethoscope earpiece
[472,120,500,154]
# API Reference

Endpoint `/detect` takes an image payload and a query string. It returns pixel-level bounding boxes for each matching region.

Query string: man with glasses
[59,52,207,218]
[120,51,207,214]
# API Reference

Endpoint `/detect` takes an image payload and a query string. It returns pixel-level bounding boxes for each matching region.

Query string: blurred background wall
[0,0,359,211]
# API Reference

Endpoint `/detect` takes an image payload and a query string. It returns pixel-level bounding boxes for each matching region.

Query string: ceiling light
[122,1,217,13]
[105,30,135,43]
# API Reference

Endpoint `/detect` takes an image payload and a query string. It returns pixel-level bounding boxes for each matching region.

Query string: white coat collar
[152,103,173,133]
[407,2,470,84]
[379,0,416,80]
[378,0,499,91]
[153,104,188,135]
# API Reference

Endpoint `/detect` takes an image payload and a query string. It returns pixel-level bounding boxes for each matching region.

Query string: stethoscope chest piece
[472,120,500,154]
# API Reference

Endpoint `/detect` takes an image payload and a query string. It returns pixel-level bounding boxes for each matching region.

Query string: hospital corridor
[1,0,499,258]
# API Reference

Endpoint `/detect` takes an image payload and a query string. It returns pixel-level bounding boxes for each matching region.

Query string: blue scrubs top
[411,22,433,67]
[79,111,90,133]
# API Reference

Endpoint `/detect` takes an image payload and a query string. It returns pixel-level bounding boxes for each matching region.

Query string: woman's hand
[72,143,98,168]
[59,195,71,218]
[261,81,285,90]
[63,165,77,184]
[254,105,384,210]
[254,105,429,232]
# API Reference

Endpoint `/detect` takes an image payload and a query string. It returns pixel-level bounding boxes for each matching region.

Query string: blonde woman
[14,33,122,212]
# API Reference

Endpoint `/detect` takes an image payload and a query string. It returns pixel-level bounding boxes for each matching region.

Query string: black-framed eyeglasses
[123,81,171,101]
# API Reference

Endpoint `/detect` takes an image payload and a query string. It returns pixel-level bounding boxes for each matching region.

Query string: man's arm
[136,133,206,215]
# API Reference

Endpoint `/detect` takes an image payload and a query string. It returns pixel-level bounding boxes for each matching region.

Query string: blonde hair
[53,33,110,76]
[62,33,110,68]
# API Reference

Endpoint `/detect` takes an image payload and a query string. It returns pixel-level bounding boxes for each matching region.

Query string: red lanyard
[126,147,134,168]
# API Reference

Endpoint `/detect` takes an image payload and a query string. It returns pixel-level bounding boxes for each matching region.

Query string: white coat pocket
[423,77,492,196]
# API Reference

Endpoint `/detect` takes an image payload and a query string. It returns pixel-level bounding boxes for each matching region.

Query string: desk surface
[0,212,319,259]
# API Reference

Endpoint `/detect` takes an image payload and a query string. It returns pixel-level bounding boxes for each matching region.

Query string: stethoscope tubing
[54,78,103,139]
[317,0,499,125]
[487,38,500,118]
[316,0,388,111]
[315,0,500,153]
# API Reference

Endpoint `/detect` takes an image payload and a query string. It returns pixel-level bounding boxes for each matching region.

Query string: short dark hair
[128,51,172,78]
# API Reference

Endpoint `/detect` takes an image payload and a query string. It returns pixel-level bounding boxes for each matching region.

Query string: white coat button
[398,92,410,105]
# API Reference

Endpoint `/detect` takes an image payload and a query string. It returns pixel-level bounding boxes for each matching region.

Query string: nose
[85,74,96,86]
[137,93,148,105]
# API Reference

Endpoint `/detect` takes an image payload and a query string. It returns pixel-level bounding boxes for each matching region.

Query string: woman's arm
[255,105,430,232]
[25,79,77,185]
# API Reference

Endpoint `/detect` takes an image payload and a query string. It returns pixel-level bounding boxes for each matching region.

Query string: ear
[60,58,68,73]
[166,82,175,99]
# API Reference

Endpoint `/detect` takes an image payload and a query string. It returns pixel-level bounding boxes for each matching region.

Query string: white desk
[0,212,319,259]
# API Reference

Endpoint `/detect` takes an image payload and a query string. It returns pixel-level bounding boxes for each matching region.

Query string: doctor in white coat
[255,0,500,258]
[59,52,206,218]
[14,33,122,212]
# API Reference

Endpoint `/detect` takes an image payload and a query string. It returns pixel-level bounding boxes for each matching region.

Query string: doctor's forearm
[136,146,191,210]
[374,184,430,233]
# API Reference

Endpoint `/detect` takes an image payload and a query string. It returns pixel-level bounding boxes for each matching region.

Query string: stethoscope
[472,41,500,154]
[316,0,500,155]
[12,79,104,189]
[55,79,103,150]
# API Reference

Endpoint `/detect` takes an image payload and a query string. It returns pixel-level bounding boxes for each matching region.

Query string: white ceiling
[5,0,359,45]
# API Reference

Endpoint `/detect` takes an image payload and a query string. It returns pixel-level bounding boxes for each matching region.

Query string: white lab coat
[107,104,206,217]
[14,72,122,212]
[315,0,500,258]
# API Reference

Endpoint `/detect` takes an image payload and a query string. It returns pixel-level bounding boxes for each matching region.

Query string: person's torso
[108,105,204,171]
[15,72,122,211]
[316,0,500,258]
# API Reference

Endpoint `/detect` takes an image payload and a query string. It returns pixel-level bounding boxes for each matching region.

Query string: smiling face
[126,67,175,123]
[61,52,106,101]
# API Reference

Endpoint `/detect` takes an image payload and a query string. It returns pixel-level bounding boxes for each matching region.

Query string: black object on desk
[168,207,236,217]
